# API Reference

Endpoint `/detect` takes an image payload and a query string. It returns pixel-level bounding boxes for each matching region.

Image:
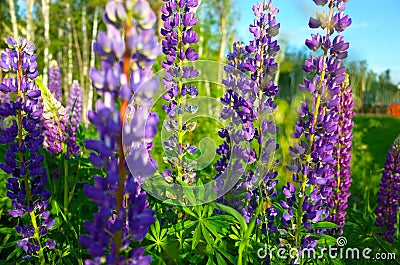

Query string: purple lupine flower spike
[65,80,82,158]
[327,74,354,235]
[48,60,62,101]
[216,1,280,236]
[0,37,55,261]
[42,107,68,154]
[80,0,160,263]
[68,80,82,126]
[375,135,400,243]
[282,0,352,260]
[160,0,200,187]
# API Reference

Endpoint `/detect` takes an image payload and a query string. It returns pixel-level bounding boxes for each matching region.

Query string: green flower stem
[64,158,69,214]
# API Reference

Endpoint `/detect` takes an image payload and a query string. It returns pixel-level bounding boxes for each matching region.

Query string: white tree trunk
[42,0,50,86]
[81,5,89,126]
[66,2,73,104]
[88,7,99,113]
[26,0,34,41]
[8,0,18,38]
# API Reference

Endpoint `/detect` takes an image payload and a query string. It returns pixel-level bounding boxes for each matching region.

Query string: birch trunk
[8,0,18,38]
[26,0,34,41]
[81,5,89,126]
[88,7,99,114]
[72,21,84,94]
[42,0,50,86]
[217,6,228,96]
[66,2,73,104]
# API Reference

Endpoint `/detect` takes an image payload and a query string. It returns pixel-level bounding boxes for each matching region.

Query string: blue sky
[234,0,400,84]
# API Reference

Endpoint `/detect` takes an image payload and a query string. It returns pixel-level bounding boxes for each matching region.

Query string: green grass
[350,115,400,204]
[353,115,400,170]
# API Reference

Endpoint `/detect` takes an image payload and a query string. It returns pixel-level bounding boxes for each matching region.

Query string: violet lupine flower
[281,0,351,258]
[80,1,160,264]
[68,80,82,126]
[215,42,254,205]
[38,75,69,155]
[216,1,280,232]
[160,0,200,187]
[375,135,400,243]
[242,0,280,228]
[48,60,61,101]
[42,108,68,154]
[0,37,55,260]
[326,75,354,235]
[65,80,82,158]
[0,91,9,103]
[0,91,9,129]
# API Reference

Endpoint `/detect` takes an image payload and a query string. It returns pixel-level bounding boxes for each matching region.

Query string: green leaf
[6,246,22,261]
[311,221,338,229]
[309,233,338,246]
[206,256,215,265]
[203,220,224,240]
[212,203,247,234]
[216,252,227,265]
[201,223,213,245]
[0,241,18,250]
[168,220,197,234]
[0,227,17,235]
[229,233,240,240]
[52,200,78,239]
[197,178,205,202]
[192,225,201,250]
[217,248,237,264]
[181,206,198,218]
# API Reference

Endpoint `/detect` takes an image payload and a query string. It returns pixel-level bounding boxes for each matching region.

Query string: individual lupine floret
[375,135,400,243]
[0,37,55,262]
[80,0,160,264]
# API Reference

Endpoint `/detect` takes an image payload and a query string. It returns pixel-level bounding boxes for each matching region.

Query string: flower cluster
[216,1,280,231]
[0,37,55,260]
[160,0,200,187]
[48,60,61,101]
[281,0,352,257]
[38,75,69,155]
[66,80,82,158]
[326,74,354,235]
[0,90,9,129]
[68,80,82,126]
[375,135,400,243]
[43,108,68,154]
[80,0,160,263]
